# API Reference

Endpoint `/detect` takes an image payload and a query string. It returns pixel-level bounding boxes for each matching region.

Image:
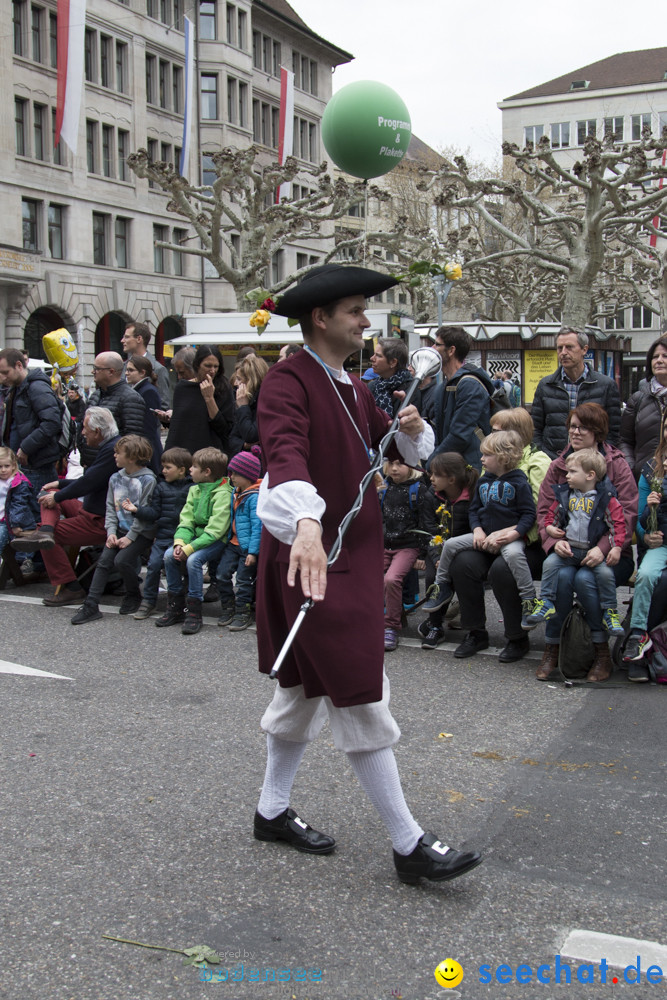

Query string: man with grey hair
[81,352,146,465]
[12,407,121,606]
[531,327,622,458]
[369,337,419,415]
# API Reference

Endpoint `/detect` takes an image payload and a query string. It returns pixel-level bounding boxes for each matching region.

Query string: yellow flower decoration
[249,308,271,333]
[444,262,462,281]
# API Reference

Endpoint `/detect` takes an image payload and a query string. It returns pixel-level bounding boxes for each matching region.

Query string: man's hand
[17,448,28,466]
[288,518,327,601]
[38,491,57,508]
[392,396,423,439]
[581,545,604,568]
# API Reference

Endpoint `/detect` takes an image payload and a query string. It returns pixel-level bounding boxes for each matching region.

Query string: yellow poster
[524,350,558,404]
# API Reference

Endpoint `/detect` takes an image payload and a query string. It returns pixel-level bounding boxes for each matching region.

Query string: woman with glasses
[534,402,638,681]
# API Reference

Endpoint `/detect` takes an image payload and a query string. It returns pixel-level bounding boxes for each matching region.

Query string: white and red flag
[276,67,294,203]
[179,16,194,178]
[55,0,87,154]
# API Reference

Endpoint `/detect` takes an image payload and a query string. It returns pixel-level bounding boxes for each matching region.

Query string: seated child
[528,447,625,635]
[623,431,667,666]
[0,446,40,553]
[217,449,262,632]
[418,452,478,649]
[121,447,192,619]
[157,447,233,635]
[381,457,438,652]
[423,429,538,630]
[70,435,157,624]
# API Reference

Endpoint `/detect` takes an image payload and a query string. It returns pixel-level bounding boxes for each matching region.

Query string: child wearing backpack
[423,430,538,631]
[381,458,438,651]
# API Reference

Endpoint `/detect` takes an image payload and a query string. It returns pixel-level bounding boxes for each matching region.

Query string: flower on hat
[245,288,277,335]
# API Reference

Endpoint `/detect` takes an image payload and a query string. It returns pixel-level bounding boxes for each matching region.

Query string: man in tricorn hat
[252,264,482,884]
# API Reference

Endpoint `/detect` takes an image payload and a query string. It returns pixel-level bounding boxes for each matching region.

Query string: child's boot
[587,642,612,683]
[182,597,203,635]
[228,604,254,631]
[155,592,186,627]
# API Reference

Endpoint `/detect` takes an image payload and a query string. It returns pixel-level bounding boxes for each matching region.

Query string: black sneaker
[627,660,650,683]
[228,607,254,631]
[119,593,142,615]
[623,632,652,661]
[71,600,103,625]
[421,625,445,649]
[498,636,530,662]
[422,583,453,613]
[454,630,489,659]
[217,603,236,627]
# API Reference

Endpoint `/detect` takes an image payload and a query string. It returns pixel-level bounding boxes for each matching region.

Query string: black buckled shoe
[394,831,482,884]
[498,636,530,662]
[253,808,335,855]
[453,629,489,658]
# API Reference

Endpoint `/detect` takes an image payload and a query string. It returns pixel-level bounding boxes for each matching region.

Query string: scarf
[371,368,414,414]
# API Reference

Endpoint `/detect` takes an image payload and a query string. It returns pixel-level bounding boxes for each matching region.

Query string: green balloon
[322,80,412,180]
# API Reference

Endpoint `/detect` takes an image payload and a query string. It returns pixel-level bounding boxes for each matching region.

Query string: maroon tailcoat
[256,349,392,706]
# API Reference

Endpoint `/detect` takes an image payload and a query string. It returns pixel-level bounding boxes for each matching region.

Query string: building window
[15,98,27,156]
[271,250,284,285]
[100,35,112,87]
[85,28,96,82]
[227,76,237,123]
[146,137,158,187]
[147,0,157,18]
[146,54,156,104]
[272,40,281,77]
[31,4,42,62]
[173,0,183,30]
[252,31,260,68]
[238,81,247,128]
[200,0,216,38]
[550,122,570,148]
[48,203,64,259]
[160,0,167,23]
[115,217,129,267]
[33,102,45,160]
[118,129,129,180]
[226,3,234,43]
[173,227,187,275]
[632,306,654,329]
[22,198,40,250]
[159,59,169,109]
[52,109,63,165]
[631,114,651,141]
[92,212,108,265]
[154,224,167,272]
[292,51,317,94]
[86,120,98,172]
[604,309,625,330]
[49,11,57,67]
[102,124,113,176]
[13,0,26,56]
[116,41,127,93]
[160,141,172,164]
[202,153,215,185]
[237,9,246,49]
[201,74,218,119]
[524,125,544,146]
[603,116,623,141]
[173,66,182,113]
[577,119,596,145]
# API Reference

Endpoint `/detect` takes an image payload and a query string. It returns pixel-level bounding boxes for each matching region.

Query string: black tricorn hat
[274,264,398,319]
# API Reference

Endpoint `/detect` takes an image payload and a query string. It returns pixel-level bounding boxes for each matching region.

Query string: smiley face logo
[434,959,464,988]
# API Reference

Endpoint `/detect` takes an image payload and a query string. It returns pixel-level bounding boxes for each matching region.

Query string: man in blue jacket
[428,326,493,470]
[0,348,62,495]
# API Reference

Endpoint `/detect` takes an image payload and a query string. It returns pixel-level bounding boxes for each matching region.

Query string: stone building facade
[4,0,350,372]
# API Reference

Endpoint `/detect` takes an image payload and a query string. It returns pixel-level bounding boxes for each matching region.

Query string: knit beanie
[228,450,261,481]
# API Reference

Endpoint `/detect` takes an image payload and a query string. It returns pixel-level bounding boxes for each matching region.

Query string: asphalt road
[1,583,665,1000]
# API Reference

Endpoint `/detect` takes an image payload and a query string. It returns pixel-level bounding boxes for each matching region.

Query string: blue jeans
[630,546,667,632]
[0,521,9,554]
[164,539,226,601]
[545,564,606,644]
[540,549,617,610]
[20,464,58,497]
[216,543,256,608]
[142,537,171,605]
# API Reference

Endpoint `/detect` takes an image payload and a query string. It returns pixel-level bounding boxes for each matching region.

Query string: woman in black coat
[228,354,269,458]
[164,345,234,456]
[125,355,163,473]
[620,335,667,480]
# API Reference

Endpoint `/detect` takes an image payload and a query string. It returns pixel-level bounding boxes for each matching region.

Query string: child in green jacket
[157,447,233,634]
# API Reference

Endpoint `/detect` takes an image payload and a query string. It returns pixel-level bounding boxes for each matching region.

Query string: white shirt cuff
[257,476,326,546]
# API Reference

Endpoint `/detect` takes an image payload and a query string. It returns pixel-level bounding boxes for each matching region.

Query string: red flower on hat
[260,298,276,312]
